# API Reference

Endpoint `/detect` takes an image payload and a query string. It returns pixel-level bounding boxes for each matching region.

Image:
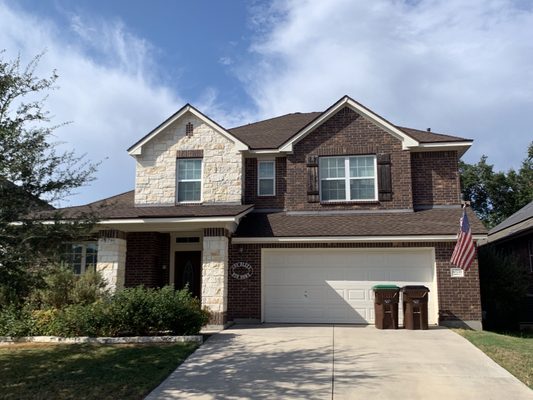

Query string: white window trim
[257,160,276,197]
[319,155,378,202]
[62,241,98,275]
[176,158,203,204]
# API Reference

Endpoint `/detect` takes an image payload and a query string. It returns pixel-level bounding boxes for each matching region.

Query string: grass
[455,329,533,389]
[0,342,198,400]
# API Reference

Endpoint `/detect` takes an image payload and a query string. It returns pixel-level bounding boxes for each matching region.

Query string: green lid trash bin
[373,285,400,330]
[401,286,430,330]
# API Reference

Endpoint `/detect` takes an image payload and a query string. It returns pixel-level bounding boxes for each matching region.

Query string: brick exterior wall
[228,241,482,324]
[125,232,170,287]
[244,157,286,209]
[435,242,482,322]
[285,107,413,211]
[411,151,461,207]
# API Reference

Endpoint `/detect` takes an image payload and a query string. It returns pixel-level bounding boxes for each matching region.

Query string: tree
[0,52,98,304]
[460,142,533,228]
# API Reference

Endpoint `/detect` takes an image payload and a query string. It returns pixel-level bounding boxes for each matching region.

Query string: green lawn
[0,342,198,400]
[455,329,533,389]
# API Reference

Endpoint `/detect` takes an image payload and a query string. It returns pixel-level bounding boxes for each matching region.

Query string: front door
[175,251,202,299]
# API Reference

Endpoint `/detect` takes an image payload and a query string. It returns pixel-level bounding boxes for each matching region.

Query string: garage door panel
[263,249,437,325]
[265,285,324,302]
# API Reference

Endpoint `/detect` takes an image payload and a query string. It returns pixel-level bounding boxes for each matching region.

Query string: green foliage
[0,286,209,337]
[28,265,109,309]
[460,142,533,228]
[478,247,530,331]
[0,51,98,302]
[0,305,35,336]
[110,286,209,336]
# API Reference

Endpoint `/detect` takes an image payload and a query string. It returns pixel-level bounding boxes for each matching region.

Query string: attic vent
[186,122,194,137]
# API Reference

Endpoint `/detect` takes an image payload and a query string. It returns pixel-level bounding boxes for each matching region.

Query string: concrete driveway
[146,325,532,400]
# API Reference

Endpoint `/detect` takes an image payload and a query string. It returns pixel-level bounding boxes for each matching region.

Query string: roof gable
[128,104,248,156]
[279,96,419,152]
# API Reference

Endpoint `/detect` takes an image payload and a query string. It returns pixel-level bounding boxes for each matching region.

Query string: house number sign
[230,262,253,280]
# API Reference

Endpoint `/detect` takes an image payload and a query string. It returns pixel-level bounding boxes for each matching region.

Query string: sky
[0,0,532,206]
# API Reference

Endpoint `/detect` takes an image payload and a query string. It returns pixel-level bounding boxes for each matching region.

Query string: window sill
[176,201,203,205]
[257,195,276,198]
[319,200,379,206]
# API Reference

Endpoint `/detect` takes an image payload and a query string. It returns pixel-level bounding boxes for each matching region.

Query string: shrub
[29,265,108,309]
[72,270,109,305]
[0,306,35,337]
[150,286,210,335]
[0,286,209,337]
[111,286,210,336]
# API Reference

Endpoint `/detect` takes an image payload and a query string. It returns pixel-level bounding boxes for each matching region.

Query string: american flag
[450,207,476,271]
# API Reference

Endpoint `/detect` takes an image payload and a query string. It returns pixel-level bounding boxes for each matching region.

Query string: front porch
[95,227,232,327]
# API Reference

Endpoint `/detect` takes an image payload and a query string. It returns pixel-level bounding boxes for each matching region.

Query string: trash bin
[372,285,400,329]
[401,286,430,330]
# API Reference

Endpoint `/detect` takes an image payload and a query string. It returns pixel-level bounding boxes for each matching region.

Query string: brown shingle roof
[397,126,471,143]
[234,208,487,237]
[228,112,470,150]
[229,112,322,149]
[38,191,253,220]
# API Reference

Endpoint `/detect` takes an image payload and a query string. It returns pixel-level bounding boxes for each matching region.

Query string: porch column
[202,228,229,326]
[96,230,127,293]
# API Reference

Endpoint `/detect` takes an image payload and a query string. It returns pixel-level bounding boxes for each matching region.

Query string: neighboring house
[52,95,487,329]
[485,201,533,326]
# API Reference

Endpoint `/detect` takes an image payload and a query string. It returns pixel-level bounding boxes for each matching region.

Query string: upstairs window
[177,158,202,202]
[319,155,377,201]
[258,160,275,196]
[61,242,98,275]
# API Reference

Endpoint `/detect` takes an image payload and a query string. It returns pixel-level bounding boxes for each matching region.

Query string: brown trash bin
[373,285,400,329]
[401,286,430,330]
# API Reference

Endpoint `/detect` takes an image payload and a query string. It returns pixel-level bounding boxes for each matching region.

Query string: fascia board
[232,234,488,243]
[127,105,248,156]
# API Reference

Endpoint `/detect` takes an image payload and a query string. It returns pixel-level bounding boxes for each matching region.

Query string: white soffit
[128,104,249,156]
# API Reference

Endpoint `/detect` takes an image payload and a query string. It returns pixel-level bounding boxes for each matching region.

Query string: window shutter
[306,155,319,203]
[377,153,392,201]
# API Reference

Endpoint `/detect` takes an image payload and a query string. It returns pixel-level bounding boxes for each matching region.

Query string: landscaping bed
[455,329,533,389]
[0,342,198,400]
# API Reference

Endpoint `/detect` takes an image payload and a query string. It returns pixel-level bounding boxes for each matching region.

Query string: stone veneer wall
[227,242,482,327]
[134,114,242,205]
[96,238,127,292]
[202,235,229,325]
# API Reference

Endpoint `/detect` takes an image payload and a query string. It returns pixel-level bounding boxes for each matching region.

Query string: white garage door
[263,248,437,325]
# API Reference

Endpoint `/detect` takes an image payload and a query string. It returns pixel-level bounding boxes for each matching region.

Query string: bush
[0,306,35,337]
[111,286,209,336]
[479,246,529,331]
[29,266,108,309]
[0,286,210,337]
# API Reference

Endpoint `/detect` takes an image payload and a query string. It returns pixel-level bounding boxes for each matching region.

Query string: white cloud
[0,1,182,206]
[242,0,533,170]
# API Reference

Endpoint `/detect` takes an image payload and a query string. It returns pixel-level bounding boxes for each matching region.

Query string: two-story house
[56,96,487,329]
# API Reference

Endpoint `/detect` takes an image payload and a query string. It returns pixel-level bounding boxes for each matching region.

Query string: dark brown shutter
[307,155,319,203]
[377,153,392,202]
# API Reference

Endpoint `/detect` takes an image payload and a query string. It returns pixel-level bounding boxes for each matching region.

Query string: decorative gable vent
[185,122,194,137]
